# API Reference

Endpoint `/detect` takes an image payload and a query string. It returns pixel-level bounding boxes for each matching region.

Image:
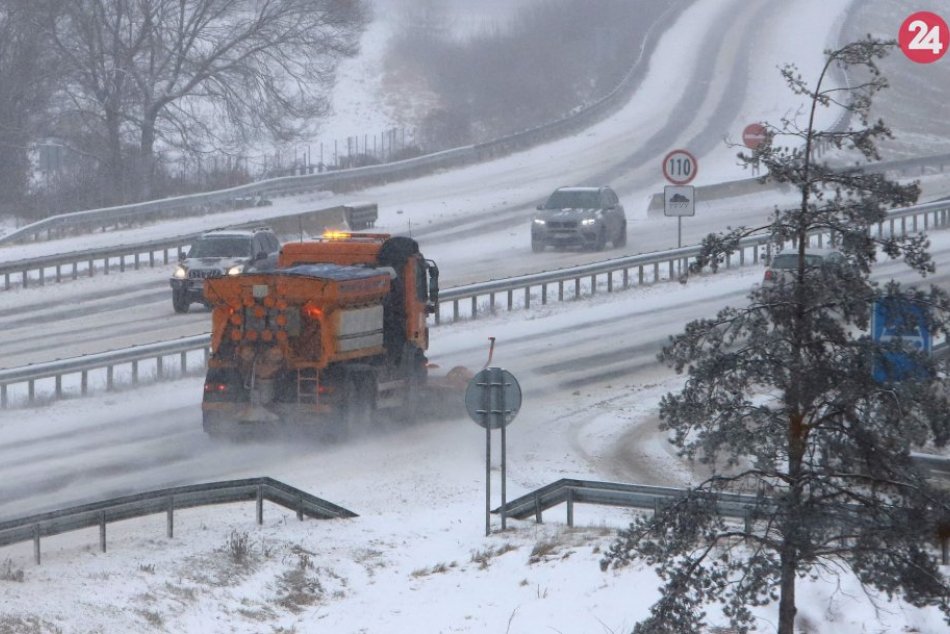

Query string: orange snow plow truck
[201,232,456,438]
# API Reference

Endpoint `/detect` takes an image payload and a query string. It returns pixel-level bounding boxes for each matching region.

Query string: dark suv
[170,227,280,313]
[531,186,627,252]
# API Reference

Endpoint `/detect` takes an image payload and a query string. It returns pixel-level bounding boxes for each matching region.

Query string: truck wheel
[346,376,373,426]
[333,375,372,440]
[615,221,627,247]
[172,291,190,314]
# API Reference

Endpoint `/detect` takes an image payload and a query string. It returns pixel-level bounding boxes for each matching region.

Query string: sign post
[662,149,698,249]
[663,185,695,248]
[465,367,522,535]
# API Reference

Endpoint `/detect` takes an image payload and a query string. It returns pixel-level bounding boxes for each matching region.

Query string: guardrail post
[607,271,613,293]
[88,258,94,277]
[507,290,513,312]
[33,523,41,565]
[107,366,114,391]
[589,274,596,295]
[566,488,574,528]
[134,253,140,270]
[534,494,543,524]
[55,264,62,283]
[157,356,164,379]
[132,360,138,385]
[28,379,35,404]
[453,299,460,322]
[104,257,109,275]
[39,268,44,286]
[490,292,496,314]
[471,296,478,320]
[653,262,659,283]
[558,280,564,301]
[524,287,530,309]
[1,384,6,408]
[81,370,88,396]
[296,496,304,521]
[180,352,188,376]
[622,268,629,289]
[574,277,580,299]
[167,496,174,538]
[541,284,547,305]
[99,511,107,552]
[257,485,264,524]
[119,255,126,273]
[71,262,78,280]
[21,270,28,289]
[55,375,62,399]
[638,265,644,285]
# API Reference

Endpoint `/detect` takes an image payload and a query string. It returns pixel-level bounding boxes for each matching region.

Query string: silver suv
[170,227,280,313]
[531,186,627,252]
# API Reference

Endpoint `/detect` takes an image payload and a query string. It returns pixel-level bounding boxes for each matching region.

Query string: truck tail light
[764,269,774,282]
[204,382,228,393]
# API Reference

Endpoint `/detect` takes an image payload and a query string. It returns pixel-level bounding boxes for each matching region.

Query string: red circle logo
[898,11,948,64]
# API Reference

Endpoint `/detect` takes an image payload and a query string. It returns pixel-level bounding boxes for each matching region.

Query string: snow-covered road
[2,1,950,632]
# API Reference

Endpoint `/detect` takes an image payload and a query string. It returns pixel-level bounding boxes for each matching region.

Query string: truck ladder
[296,369,320,404]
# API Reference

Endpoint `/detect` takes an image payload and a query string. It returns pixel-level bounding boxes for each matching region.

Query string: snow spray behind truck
[200,232,460,439]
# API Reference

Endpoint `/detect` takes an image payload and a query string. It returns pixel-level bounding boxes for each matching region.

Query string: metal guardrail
[0,2,693,248]
[3,197,950,408]
[647,151,950,212]
[495,476,950,562]
[0,204,350,291]
[0,477,357,564]
[496,478,761,527]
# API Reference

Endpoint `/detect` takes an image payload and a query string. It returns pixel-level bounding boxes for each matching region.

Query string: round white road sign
[662,149,698,185]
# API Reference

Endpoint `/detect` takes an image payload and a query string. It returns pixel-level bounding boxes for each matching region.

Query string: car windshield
[770,253,826,270]
[188,237,252,258]
[544,190,601,209]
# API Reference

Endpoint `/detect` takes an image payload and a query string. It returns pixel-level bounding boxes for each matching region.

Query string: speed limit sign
[662,149,697,185]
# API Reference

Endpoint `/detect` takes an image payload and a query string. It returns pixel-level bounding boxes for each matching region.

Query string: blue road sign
[871,297,932,382]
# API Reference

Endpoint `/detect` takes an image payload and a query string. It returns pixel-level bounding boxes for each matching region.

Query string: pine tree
[601,38,950,634]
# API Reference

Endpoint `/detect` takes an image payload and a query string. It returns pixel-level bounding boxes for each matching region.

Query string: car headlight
[581,218,597,226]
[533,218,546,225]
[227,264,245,276]
[173,266,187,279]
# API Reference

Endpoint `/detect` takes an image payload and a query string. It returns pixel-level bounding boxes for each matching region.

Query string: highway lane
[0,267,760,518]
[6,249,950,519]
[0,0,862,367]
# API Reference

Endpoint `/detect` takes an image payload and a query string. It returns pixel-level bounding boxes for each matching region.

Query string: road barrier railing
[0,205,352,291]
[496,477,950,562]
[0,477,357,565]
[3,197,950,408]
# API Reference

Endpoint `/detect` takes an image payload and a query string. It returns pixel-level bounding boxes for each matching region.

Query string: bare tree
[46,0,368,202]
[601,38,950,633]
[0,0,56,215]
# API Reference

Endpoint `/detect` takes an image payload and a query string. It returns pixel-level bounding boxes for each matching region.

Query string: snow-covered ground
[2,1,950,632]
